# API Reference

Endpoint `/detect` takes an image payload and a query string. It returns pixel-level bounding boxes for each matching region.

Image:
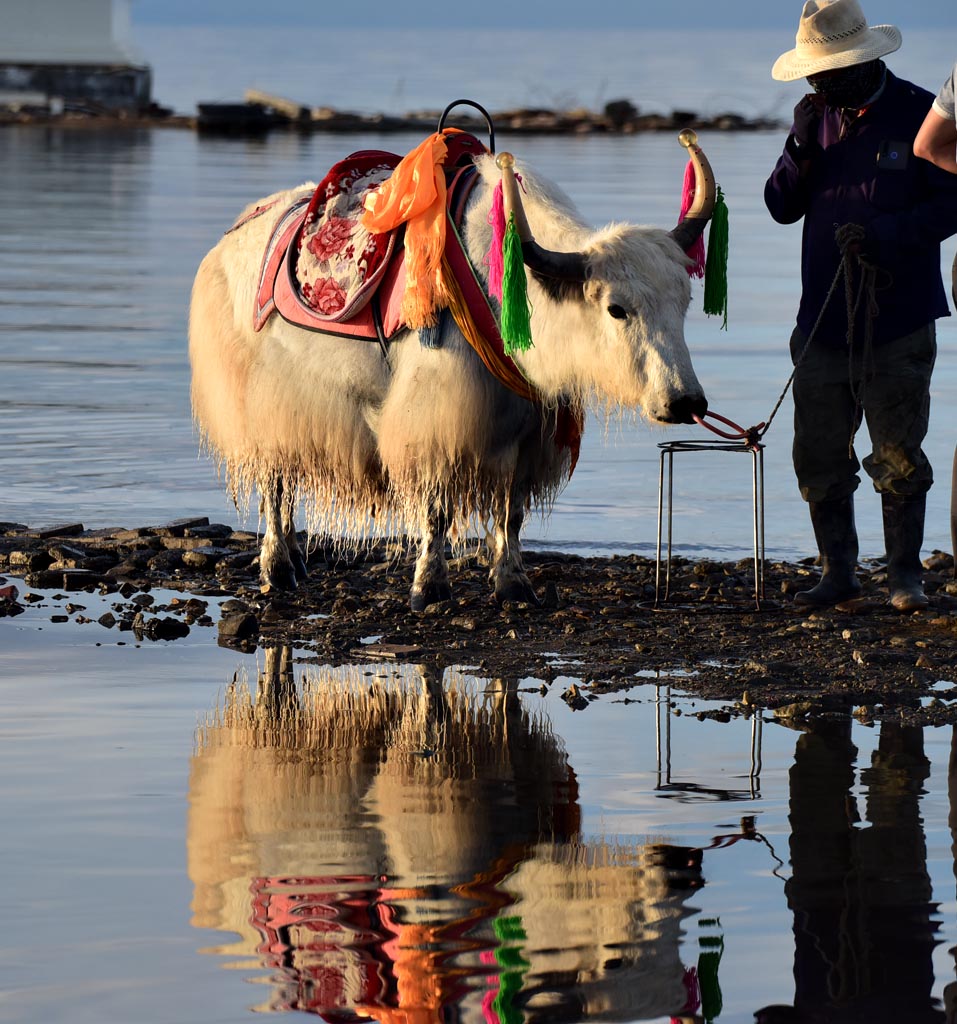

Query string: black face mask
[808,59,886,109]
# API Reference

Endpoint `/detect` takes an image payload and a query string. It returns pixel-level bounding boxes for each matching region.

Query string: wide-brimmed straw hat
[771,0,901,82]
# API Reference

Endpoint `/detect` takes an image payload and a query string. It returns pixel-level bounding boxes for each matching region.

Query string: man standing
[765,0,957,612]
[915,64,957,175]
[914,64,957,308]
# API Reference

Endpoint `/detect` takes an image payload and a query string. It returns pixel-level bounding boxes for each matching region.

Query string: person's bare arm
[914,107,957,174]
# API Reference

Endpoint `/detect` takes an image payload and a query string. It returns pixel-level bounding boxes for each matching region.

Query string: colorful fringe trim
[361,132,451,329]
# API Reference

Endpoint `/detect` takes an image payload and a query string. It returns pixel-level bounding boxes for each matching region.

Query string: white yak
[189,130,714,608]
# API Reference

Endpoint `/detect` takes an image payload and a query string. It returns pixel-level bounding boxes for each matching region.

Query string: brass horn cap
[678,129,699,149]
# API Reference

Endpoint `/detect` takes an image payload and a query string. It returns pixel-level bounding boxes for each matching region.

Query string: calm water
[1,120,956,560]
[2,597,957,1023]
[3,24,957,1024]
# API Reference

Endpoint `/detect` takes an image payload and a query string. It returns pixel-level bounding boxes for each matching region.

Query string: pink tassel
[485,181,506,300]
[679,158,706,278]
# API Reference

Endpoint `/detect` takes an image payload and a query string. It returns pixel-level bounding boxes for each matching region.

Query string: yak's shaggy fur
[189,151,706,606]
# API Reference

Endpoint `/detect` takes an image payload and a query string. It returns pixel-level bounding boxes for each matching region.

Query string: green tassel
[500,212,534,355]
[492,916,529,1024]
[703,185,729,330]
[697,921,724,1023]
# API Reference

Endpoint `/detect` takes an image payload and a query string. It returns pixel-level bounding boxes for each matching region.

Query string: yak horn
[669,129,717,254]
[496,151,588,282]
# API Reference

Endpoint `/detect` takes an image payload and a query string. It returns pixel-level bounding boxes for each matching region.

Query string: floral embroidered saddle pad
[253,133,486,342]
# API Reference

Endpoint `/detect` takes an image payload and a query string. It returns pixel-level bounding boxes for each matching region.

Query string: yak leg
[279,481,308,582]
[489,489,539,606]
[259,478,299,592]
[258,645,297,715]
[415,663,454,733]
[410,505,453,612]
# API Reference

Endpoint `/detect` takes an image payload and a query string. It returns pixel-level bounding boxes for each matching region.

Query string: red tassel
[679,159,706,278]
[485,181,506,300]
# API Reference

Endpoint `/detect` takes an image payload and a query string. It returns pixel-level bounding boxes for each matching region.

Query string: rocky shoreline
[3,518,957,727]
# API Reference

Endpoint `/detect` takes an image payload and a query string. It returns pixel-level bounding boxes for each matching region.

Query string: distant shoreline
[0,100,783,137]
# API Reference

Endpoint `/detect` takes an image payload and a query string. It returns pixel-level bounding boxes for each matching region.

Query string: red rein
[692,411,766,450]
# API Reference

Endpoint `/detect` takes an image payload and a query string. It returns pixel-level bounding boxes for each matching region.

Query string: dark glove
[791,95,823,150]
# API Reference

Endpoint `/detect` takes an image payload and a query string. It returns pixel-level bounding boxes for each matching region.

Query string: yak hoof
[494,576,541,607]
[410,581,453,612]
[260,561,298,594]
[290,551,309,582]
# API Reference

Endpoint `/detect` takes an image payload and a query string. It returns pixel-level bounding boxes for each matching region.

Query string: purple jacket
[765,70,957,348]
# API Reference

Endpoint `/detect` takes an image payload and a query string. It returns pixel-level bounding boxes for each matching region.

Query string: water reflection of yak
[187,648,704,1022]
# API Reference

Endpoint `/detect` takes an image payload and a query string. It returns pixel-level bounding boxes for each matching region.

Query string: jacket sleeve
[868,157,957,254]
[764,136,815,225]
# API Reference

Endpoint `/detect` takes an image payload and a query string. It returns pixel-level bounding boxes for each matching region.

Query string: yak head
[472,136,712,425]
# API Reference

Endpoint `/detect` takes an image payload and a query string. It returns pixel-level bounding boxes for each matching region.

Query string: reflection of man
[764,718,945,1021]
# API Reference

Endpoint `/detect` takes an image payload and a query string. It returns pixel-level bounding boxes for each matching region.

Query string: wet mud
[3,517,957,727]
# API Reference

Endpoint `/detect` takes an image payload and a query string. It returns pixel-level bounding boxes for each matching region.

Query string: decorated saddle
[253,132,487,344]
[247,125,583,467]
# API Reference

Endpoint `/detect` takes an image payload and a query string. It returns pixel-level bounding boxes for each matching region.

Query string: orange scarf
[362,131,460,329]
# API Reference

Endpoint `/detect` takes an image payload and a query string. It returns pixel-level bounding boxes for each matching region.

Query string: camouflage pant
[790,323,936,503]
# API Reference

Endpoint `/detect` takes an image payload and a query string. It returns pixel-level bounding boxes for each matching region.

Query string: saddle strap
[441,173,583,468]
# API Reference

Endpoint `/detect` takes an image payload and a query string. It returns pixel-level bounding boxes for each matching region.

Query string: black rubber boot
[882,493,929,612]
[794,498,862,608]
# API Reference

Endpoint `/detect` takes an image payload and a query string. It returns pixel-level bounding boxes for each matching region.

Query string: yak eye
[607,304,628,320]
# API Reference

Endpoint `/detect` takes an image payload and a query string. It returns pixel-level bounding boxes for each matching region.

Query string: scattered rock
[359,642,424,660]
[140,616,191,641]
[148,549,185,572]
[218,610,259,641]
[773,701,819,720]
[29,523,84,539]
[156,517,210,538]
[3,523,957,724]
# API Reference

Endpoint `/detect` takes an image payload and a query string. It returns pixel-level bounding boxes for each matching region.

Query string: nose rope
[692,410,765,451]
[694,227,881,453]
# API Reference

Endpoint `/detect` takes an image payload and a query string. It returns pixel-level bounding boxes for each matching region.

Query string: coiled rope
[694,223,885,453]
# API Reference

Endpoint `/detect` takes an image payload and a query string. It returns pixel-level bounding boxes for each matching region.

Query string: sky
[133,0,955,30]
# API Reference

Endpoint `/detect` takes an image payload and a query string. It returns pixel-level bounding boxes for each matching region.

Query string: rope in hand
[835,223,884,458]
[694,223,885,454]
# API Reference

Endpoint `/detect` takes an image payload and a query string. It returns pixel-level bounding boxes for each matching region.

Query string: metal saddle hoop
[437,99,496,155]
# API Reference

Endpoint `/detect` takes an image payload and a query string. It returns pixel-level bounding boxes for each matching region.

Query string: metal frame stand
[655,438,766,609]
[655,682,763,799]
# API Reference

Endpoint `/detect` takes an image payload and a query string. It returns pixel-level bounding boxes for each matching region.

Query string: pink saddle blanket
[253,132,488,341]
[254,150,405,340]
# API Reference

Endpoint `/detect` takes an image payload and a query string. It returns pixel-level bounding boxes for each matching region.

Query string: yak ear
[496,152,589,284]
[530,268,586,304]
[668,130,716,253]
